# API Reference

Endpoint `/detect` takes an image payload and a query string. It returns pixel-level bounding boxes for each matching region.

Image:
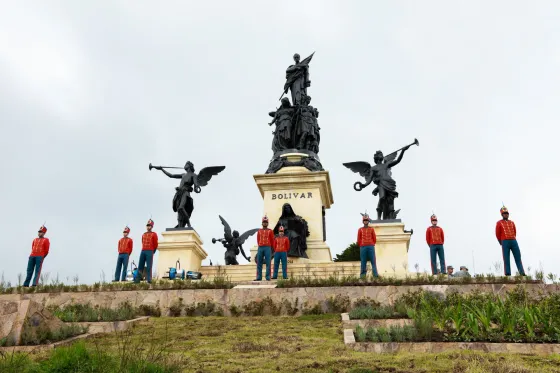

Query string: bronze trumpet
[148,163,184,171]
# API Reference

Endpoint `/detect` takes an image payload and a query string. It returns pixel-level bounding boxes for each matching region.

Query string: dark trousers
[114,253,130,281]
[24,256,44,286]
[272,252,288,279]
[360,245,378,277]
[430,244,446,275]
[138,250,154,283]
[502,239,525,276]
[256,246,271,281]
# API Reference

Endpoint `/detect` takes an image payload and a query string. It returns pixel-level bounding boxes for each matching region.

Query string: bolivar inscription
[271,192,313,200]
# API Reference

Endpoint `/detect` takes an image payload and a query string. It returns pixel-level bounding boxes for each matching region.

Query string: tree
[333,242,360,262]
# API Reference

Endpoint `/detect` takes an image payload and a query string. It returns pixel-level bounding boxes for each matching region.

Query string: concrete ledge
[343,329,560,355]
[74,316,150,334]
[0,333,93,354]
[343,329,356,345]
[341,313,413,329]
[0,316,150,354]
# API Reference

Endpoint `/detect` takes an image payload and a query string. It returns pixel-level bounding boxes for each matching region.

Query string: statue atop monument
[149,162,225,228]
[282,52,314,105]
[265,52,323,173]
[273,203,310,258]
[343,139,419,220]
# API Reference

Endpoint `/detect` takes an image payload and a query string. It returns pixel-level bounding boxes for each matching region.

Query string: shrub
[50,301,138,322]
[137,302,162,317]
[355,325,366,342]
[229,304,242,317]
[185,300,224,317]
[352,297,381,309]
[325,294,351,313]
[19,323,88,346]
[348,305,405,320]
[168,298,184,317]
[302,302,323,315]
[357,325,419,342]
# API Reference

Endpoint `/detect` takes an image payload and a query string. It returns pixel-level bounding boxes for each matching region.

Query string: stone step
[199,261,408,282]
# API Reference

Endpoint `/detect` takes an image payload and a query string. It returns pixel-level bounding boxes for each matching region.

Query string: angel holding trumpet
[343,139,419,220]
[149,161,225,228]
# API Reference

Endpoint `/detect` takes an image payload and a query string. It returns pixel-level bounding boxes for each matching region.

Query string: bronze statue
[343,139,419,220]
[269,97,295,152]
[282,52,314,105]
[273,203,310,258]
[264,52,323,173]
[149,162,225,228]
[212,215,258,265]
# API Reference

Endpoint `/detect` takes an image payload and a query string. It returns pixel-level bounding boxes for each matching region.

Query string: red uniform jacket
[257,228,275,247]
[118,237,133,255]
[357,227,376,247]
[426,226,445,246]
[142,232,158,251]
[30,237,50,257]
[273,236,290,253]
[496,219,516,243]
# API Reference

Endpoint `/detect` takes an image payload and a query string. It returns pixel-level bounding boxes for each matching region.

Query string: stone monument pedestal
[252,154,334,263]
[156,228,208,278]
[368,221,412,276]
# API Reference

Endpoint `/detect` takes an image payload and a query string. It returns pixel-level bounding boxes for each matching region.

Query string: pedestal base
[369,222,412,276]
[254,159,334,263]
[156,229,208,278]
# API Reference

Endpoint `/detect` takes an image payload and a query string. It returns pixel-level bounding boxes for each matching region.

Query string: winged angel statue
[343,139,419,220]
[151,161,225,228]
[212,215,259,265]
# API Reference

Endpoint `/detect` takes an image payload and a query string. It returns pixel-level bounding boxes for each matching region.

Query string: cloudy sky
[1,1,559,284]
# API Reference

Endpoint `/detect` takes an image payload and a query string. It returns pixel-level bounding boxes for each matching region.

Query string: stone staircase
[199,261,400,282]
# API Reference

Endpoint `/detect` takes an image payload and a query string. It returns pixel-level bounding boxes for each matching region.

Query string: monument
[149,161,225,276]
[251,52,334,264]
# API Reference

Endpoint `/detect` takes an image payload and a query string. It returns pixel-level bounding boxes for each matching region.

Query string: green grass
[70,316,560,373]
[0,341,181,373]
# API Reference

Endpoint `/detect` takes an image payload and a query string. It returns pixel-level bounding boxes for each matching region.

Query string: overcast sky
[1,1,559,284]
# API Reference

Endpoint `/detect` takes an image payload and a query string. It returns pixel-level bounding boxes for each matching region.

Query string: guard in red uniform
[426,214,446,275]
[23,225,50,287]
[357,215,378,277]
[272,226,290,280]
[114,226,133,282]
[138,219,158,283]
[496,207,525,276]
[255,215,274,281]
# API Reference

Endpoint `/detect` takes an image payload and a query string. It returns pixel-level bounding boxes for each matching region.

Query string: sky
[0,1,559,284]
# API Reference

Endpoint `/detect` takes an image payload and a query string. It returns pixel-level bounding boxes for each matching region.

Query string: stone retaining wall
[0,283,552,316]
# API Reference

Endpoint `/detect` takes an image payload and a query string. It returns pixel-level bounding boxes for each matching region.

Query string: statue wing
[384,152,398,164]
[219,215,233,242]
[196,166,226,187]
[237,228,259,245]
[342,161,372,179]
